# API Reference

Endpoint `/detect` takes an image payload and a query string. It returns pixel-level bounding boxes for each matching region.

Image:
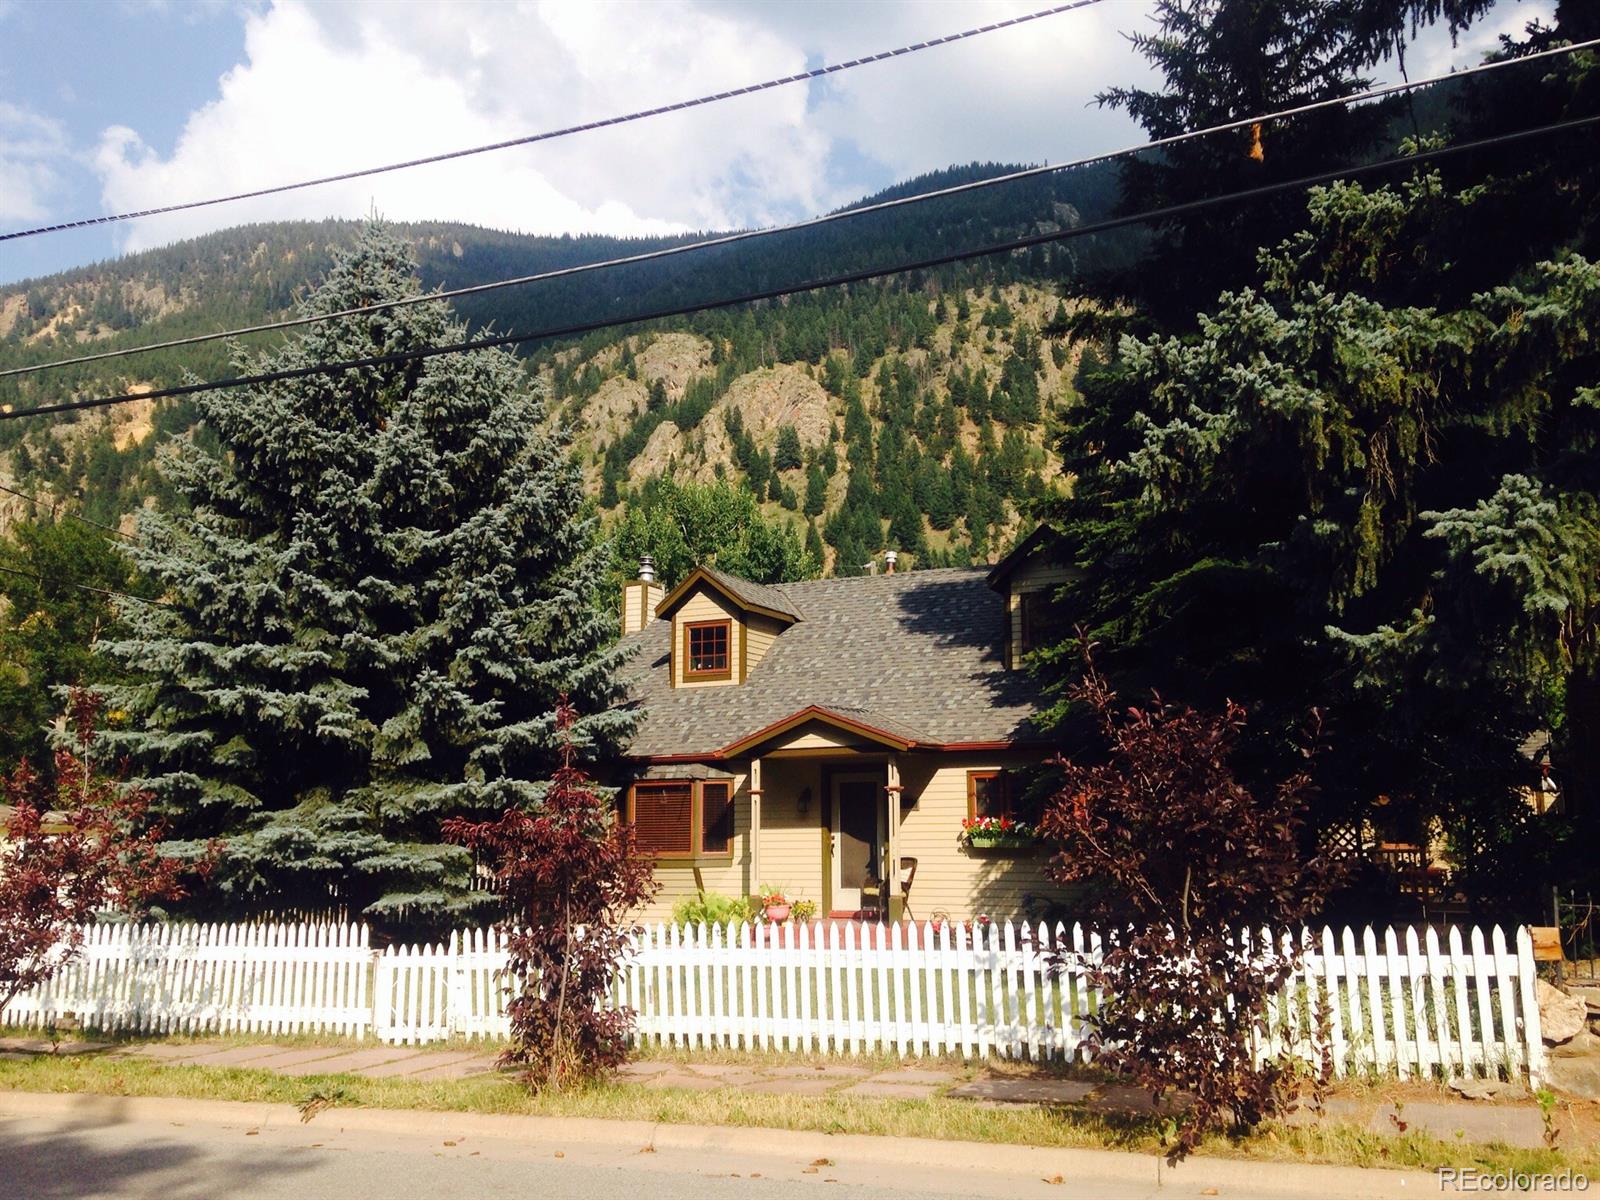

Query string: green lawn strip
[1,1053,1591,1178]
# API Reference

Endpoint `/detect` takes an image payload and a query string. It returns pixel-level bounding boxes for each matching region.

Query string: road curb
[0,1089,1437,1197]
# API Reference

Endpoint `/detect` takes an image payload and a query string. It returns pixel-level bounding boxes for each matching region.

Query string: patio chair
[898,856,918,921]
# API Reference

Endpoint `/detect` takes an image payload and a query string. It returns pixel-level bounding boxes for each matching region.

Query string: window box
[960,813,1039,852]
[963,830,1038,852]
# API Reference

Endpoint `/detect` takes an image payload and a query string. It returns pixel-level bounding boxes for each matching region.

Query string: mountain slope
[0,162,1127,568]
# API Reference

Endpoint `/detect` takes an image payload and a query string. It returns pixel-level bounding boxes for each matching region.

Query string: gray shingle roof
[617,567,1044,758]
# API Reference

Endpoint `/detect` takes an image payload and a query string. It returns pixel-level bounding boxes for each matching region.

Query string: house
[611,532,1070,922]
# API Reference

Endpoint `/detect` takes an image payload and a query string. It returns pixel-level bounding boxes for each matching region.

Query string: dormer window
[684,619,732,680]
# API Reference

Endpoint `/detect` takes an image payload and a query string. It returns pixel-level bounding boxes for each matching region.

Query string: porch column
[885,757,902,921]
[749,757,763,892]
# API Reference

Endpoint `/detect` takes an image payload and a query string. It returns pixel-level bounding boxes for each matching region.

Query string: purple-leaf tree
[0,691,193,1017]
[1042,643,1342,1161]
[445,697,656,1091]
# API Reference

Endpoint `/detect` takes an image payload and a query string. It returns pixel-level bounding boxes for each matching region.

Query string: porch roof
[617,566,1044,758]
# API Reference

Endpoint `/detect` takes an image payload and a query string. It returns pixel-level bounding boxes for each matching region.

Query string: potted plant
[760,888,791,923]
[790,898,817,923]
[960,815,1038,850]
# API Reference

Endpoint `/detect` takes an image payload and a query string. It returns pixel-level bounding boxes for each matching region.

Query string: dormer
[986,527,1074,670]
[654,566,801,687]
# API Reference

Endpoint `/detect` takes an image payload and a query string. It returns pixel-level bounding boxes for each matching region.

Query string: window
[701,781,733,854]
[631,782,693,856]
[968,770,1012,820]
[628,779,735,859]
[1018,590,1059,656]
[684,619,732,679]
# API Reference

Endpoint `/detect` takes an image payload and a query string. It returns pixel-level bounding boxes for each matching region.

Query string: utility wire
[0,479,136,541]
[0,0,1106,244]
[6,35,1592,383]
[0,563,172,608]
[6,112,1592,425]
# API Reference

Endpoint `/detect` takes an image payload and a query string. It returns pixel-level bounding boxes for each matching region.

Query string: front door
[831,773,882,913]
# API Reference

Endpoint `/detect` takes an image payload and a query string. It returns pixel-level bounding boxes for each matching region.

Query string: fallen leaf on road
[803,1167,819,1174]
[554,1151,565,1159]
[811,1158,834,1166]
[245,1129,259,1137]
[1043,1175,1063,1185]
[443,1141,457,1147]
[639,1145,656,1154]
[1202,1190,1219,1196]
[310,1144,322,1149]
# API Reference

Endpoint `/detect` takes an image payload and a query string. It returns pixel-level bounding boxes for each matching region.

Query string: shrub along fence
[2,919,1547,1082]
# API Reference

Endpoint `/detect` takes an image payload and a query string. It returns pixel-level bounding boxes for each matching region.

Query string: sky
[0,0,1556,287]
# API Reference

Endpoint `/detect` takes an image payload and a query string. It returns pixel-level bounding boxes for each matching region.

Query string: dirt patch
[0,293,25,338]
[110,394,156,451]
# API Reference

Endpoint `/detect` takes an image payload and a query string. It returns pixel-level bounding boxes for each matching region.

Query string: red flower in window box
[960,815,1038,850]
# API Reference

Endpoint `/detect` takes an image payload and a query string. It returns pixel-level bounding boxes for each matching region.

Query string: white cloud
[92,0,842,253]
[0,100,71,222]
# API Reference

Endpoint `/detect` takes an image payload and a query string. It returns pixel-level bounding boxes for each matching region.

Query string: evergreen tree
[1096,0,1494,318]
[773,425,803,472]
[100,225,634,926]
[803,463,827,518]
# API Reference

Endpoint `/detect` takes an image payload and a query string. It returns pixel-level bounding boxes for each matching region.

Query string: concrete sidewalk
[0,1035,1554,1148]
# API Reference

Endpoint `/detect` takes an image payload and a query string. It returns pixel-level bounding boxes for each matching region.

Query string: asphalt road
[0,1094,1433,1200]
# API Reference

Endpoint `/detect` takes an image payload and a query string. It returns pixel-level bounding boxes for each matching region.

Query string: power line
[0,0,1106,245]
[0,479,136,541]
[7,35,1592,384]
[0,563,172,608]
[6,111,1592,425]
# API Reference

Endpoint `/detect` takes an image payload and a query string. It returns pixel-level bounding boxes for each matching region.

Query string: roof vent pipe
[638,555,656,583]
[884,549,898,575]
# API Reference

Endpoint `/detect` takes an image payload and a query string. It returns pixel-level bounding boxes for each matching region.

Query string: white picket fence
[3,919,1548,1082]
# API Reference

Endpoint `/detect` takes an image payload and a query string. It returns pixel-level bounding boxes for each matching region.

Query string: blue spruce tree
[101,224,634,927]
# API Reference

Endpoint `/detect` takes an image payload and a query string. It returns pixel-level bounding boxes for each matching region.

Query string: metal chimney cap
[638,555,656,583]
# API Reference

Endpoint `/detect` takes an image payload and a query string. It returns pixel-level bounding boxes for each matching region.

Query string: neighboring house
[611,530,1070,922]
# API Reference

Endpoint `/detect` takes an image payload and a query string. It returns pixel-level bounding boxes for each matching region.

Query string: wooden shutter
[631,782,693,855]
[700,781,733,854]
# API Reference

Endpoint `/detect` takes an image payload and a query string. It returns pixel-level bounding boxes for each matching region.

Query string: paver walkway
[0,1036,1552,1147]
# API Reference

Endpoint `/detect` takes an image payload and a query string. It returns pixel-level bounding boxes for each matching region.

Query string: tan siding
[744,613,784,675]
[895,752,1062,920]
[635,767,752,922]
[1007,563,1075,670]
[672,589,743,688]
[773,722,861,751]
[755,758,827,908]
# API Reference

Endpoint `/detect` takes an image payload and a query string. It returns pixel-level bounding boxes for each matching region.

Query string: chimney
[621,555,665,636]
[884,549,898,575]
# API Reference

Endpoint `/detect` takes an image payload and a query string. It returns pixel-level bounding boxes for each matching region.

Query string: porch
[631,725,1059,925]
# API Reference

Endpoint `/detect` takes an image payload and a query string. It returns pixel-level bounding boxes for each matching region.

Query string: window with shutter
[700,781,733,854]
[631,782,693,856]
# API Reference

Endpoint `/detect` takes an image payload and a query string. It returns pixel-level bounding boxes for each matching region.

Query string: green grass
[1,1049,1594,1180]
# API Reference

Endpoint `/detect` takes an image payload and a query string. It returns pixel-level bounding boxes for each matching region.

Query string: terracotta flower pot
[765,903,791,923]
